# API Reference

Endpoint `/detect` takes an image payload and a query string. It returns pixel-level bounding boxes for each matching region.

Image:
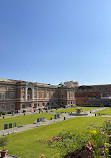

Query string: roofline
[79,84,111,87]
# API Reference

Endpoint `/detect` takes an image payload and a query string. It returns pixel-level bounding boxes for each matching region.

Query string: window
[55,92,58,98]
[42,103,45,106]
[0,93,5,100]
[34,92,36,98]
[51,91,53,97]
[1,105,5,111]
[29,104,31,107]
[22,104,25,108]
[34,87,36,91]
[71,101,72,104]
[71,92,73,97]
[37,92,39,98]
[52,103,53,105]
[34,104,37,108]
[62,94,63,98]
[28,94,30,100]
[11,105,15,109]
[10,92,15,98]
[42,92,44,98]
[67,92,69,98]
[47,92,49,98]
[38,103,39,107]
[107,93,109,97]
[47,103,49,105]
[22,92,25,98]
[69,91,71,98]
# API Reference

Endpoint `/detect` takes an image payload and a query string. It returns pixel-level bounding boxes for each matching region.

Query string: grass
[0,113,55,130]
[4,116,110,158]
[94,108,111,115]
[53,107,98,113]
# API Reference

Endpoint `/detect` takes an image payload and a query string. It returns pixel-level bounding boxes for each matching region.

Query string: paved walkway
[0,107,109,137]
[0,112,40,119]
[0,114,71,137]
[0,153,18,158]
[5,154,17,158]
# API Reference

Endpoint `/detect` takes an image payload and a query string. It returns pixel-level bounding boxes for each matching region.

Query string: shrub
[40,121,111,158]
[60,104,66,108]
[7,112,11,114]
[23,110,26,113]
[2,112,6,115]
[102,119,111,135]
[86,129,108,157]
[44,107,48,110]
[100,104,104,107]
[42,131,88,157]
[0,138,8,150]
[0,111,6,115]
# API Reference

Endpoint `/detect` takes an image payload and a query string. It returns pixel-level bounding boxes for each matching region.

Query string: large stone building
[0,78,78,113]
[2,78,111,112]
[75,84,111,106]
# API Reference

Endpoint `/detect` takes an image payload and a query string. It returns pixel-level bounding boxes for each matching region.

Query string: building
[75,84,111,106]
[1,78,111,112]
[0,79,77,113]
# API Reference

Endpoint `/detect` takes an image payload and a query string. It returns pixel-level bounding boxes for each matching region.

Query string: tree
[78,86,92,91]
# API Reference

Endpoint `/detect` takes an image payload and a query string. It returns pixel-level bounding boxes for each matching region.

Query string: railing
[101,97,111,99]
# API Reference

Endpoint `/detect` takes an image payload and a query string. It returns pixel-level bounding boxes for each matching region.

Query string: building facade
[0,79,77,113]
[75,84,111,106]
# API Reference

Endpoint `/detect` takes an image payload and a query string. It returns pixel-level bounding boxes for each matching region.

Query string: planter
[0,150,8,158]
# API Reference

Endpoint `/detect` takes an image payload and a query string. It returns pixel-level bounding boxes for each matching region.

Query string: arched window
[27,88,32,100]
[28,94,30,100]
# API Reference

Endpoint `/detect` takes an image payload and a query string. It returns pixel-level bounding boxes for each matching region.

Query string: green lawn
[0,113,55,130]
[94,108,111,115]
[53,107,98,113]
[4,116,110,158]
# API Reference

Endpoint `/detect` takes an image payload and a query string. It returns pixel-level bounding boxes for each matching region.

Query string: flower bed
[64,146,95,158]
[39,120,111,158]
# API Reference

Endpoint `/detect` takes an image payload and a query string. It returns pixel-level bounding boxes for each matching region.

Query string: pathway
[0,107,109,137]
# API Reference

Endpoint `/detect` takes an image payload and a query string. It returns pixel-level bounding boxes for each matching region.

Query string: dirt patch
[64,147,95,158]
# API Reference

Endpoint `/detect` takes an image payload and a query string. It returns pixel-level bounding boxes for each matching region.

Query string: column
[32,87,34,100]
[25,87,27,100]
[101,93,102,99]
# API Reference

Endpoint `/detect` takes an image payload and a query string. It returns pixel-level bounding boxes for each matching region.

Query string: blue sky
[0,0,111,85]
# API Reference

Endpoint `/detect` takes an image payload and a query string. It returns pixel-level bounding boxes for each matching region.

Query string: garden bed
[64,146,94,158]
